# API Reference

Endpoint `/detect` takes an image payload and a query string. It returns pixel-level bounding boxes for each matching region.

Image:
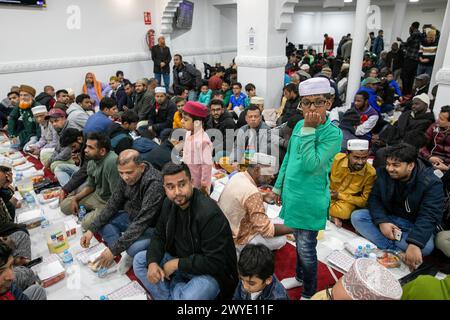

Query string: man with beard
[329,140,376,228]
[7,85,40,150]
[133,79,155,121]
[352,143,443,271]
[218,153,293,253]
[60,133,120,231]
[205,99,236,159]
[82,72,109,107]
[80,150,165,274]
[42,108,78,172]
[133,162,238,300]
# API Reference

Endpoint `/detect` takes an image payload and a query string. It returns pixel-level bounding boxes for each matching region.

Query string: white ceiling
[297,0,447,7]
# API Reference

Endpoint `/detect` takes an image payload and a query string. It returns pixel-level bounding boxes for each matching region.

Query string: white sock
[117,253,134,275]
[281,277,303,290]
[300,296,311,301]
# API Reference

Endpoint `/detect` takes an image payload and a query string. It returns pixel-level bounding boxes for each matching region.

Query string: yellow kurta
[329,153,376,220]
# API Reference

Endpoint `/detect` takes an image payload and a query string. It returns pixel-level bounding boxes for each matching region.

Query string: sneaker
[117,253,134,275]
[300,296,311,301]
[281,277,303,290]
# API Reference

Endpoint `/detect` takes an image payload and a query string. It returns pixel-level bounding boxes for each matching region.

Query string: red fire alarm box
[144,12,152,25]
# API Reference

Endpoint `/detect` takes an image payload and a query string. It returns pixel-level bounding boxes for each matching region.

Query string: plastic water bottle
[24,192,36,209]
[355,246,364,259]
[78,205,87,223]
[364,244,372,258]
[99,295,109,300]
[41,217,50,229]
[15,172,23,182]
[62,250,73,264]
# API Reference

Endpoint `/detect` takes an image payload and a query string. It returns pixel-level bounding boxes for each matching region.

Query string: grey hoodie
[66,103,90,131]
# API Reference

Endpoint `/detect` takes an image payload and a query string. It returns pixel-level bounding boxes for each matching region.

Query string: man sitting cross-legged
[351,143,444,271]
[218,153,293,254]
[80,150,165,274]
[60,133,120,231]
[133,163,238,300]
[329,139,376,228]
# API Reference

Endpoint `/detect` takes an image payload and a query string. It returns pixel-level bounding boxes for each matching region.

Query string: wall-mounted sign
[249,27,255,50]
[144,12,152,25]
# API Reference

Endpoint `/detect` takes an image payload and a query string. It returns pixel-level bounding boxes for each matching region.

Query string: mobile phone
[394,229,402,241]
[23,256,43,268]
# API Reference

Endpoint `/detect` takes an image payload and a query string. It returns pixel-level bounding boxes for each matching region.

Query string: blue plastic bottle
[78,205,87,222]
[355,246,363,259]
[99,295,109,300]
[364,244,371,258]
[62,250,73,264]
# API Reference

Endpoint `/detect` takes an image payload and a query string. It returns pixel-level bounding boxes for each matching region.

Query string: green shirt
[87,151,120,202]
[222,89,232,107]
[402,275,450,300]
[273,119,342,231]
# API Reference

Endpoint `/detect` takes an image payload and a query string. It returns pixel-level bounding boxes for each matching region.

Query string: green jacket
[273,118,342,231]
[87,151,120,202]
[402,275,450,300]
[7,102,40,149]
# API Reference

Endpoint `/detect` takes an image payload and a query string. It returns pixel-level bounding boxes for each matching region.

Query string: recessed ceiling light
[344,0,353,3]
[409,0,419,3]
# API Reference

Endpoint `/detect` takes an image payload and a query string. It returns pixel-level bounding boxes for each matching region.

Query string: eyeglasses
[326,286,334,300]
[301,99,327,108]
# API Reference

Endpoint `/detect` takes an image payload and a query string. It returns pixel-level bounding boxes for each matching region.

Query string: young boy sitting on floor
[233,244,289,300]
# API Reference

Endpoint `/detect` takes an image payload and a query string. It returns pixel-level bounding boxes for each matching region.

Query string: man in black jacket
[144,129,179,171]
[80,150,165,275]
[278,83,301,125]
[147,87,177,138]
[109,76,128,111]
[133,163,238,300]
[205,99,237,159]
[109,110,138,155]
[351,143,443,271]
[173,54,202,101]
[151,36,172,92]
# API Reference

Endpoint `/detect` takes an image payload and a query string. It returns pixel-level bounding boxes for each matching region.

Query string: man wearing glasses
[273,77,342,300]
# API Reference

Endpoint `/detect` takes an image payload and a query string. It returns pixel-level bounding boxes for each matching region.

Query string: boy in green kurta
[273,77,342,299]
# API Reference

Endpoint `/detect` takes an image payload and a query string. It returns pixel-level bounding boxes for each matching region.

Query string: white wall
[219,5,238,65]
[0,0,156,96]
[287,2,446,51]
[169,0,237,71]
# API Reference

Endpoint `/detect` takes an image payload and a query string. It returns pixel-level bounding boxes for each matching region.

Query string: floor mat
[274,243,342,300]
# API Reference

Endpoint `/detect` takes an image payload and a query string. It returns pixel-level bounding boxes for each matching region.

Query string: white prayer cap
[155,87,167,94]
[0,157,13,169]
[300,64,310,71]
[347,139,369,151]
[250,153,278,175]
[66,88,75,95]
[31,105,48,116]
[299,77,332,97]
[250,153,276,166]
[250,96,264,105]
[413,93,430,106]
[342,258,402,300]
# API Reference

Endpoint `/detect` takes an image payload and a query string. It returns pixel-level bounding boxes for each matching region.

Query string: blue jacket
[358,87,380,113]
[233,276,290,300]
[369,159,444,249]
[389,80,402,97]
[373,36,384,56]
[83,111,113,135]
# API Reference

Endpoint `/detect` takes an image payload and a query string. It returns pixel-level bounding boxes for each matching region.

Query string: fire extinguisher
[146,29,155,50]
